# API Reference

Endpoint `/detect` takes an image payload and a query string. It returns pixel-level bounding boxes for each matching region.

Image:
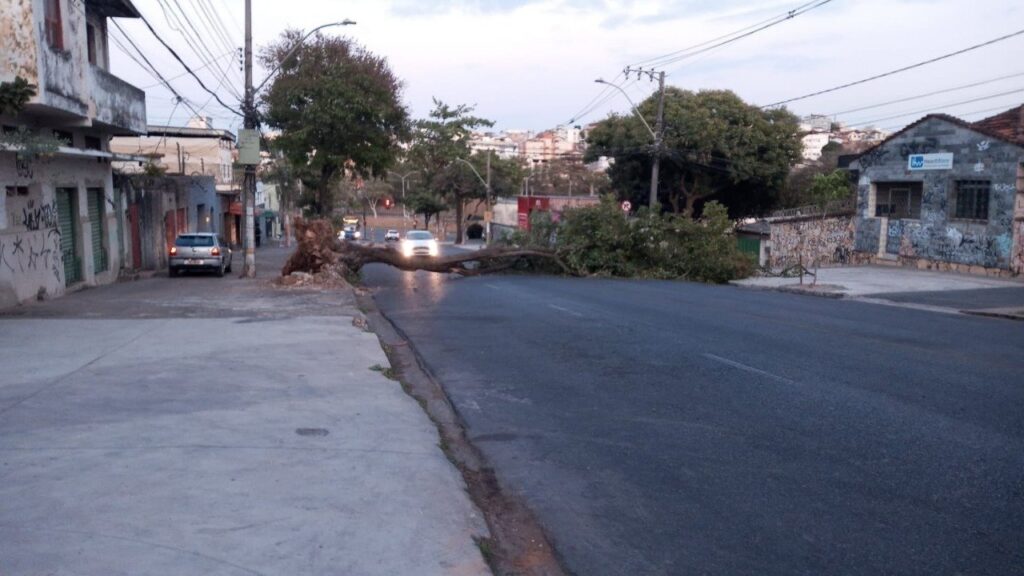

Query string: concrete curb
[357,289,567,576]
[960,309,1024,321]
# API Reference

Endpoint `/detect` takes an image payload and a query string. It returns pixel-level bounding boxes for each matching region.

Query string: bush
[504,197,753,283]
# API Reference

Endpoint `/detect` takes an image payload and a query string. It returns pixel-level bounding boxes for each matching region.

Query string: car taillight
[211,247,220,256]
[170,246,177,255]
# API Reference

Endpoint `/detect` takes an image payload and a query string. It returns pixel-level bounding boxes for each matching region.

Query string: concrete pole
[241,0,256,277]
[485,150,492,243]
[649,70,665,211]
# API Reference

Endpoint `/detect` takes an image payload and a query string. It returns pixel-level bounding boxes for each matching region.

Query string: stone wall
[768,215,863,269]
[854,118,1022,272]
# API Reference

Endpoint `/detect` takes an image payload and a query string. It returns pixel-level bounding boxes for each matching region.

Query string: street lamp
[595,78,661,209]
[451,156,493,244]
[255,20,357,93]
[240,17,356,277]
[388,169,418,222]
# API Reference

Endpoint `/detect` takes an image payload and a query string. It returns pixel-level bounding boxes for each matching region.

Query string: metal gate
[56,188,80,285]
[129,203,142,269]
[88,188,107,273]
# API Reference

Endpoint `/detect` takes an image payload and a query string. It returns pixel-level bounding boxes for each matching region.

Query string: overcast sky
[111,0,1024,135]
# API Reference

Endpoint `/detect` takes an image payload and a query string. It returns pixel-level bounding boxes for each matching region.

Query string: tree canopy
[259,31,409,216]
[584,88,802,217]
[406,100,494,243]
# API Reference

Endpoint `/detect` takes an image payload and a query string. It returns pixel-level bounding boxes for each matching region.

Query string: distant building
[469,132,519,159]
[112,118,240,243]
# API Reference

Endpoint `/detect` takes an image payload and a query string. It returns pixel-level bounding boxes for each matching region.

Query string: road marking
[702,353,795,384]
[548,304,584,318]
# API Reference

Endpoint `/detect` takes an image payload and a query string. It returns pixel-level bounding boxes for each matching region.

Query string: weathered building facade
[1,0,146,307]
[851,109,1024,275]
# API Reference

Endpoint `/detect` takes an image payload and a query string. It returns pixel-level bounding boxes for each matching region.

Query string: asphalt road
[864,286,1024,310]
[363,260,1024,576]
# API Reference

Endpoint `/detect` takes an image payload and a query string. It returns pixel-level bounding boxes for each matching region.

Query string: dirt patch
[357,291,567,576]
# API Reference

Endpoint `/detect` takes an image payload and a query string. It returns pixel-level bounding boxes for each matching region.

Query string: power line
[133,5,243,116]
[567,0,834,125]
[877,102,1022,132]
[826,70,1024,117]
[160,0,242,100]
[139,50,235,89]
[636,0,834,69]
[763,27,1024,108]
[109,23,205,120]
[843,87,1024,128]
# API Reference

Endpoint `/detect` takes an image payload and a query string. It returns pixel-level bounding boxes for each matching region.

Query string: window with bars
[874,183,922,219]
[953,180,990,221]
[44,0,63,51]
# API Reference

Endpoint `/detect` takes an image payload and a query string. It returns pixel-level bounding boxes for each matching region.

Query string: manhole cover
[295,428,329,437]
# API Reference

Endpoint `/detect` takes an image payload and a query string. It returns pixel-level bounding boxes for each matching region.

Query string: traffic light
[384,198,393,209]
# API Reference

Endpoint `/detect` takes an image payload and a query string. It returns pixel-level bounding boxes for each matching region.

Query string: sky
[109,0,1024,135]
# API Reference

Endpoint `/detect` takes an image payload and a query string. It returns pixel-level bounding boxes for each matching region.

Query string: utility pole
[601,68,665,210]
[241,0,256,277]
[485,150,492,243]
[650,70,665,210]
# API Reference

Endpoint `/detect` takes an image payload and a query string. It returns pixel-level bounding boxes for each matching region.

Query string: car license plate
[185,259,201,265]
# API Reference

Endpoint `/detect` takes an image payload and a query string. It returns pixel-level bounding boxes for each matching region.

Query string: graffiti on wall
[0,228,63,285]
[21,200,58,231]
[769,216,858,269]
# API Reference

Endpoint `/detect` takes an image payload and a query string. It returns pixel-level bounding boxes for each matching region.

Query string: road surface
[363,260,1024,576]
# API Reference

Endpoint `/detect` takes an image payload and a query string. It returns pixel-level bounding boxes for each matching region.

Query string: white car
[384,229,400,242]
[401,230,439,257]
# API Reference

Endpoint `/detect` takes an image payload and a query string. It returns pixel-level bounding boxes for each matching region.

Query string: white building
[1,0,147,307]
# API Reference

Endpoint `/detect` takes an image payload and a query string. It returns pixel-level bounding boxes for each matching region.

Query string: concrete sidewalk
[732,265,1024,317]
[0,246,490,575]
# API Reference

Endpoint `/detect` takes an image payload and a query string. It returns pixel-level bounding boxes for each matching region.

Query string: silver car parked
[169,233,232,277]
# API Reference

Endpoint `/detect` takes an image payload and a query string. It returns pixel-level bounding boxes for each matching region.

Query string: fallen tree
[281,218,571,277]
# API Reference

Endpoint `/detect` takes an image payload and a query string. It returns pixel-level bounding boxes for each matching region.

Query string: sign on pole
[237,129,261,165]
[621,200,632,212]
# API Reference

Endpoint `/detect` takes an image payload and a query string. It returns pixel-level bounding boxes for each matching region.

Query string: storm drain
[295,428,330,437]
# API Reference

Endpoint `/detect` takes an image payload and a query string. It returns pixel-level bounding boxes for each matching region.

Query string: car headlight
[428,240,439,256]
[402,243,413,257]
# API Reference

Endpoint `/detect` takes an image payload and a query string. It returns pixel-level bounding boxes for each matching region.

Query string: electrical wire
[826,71,1024,117]
[132,6,243,116]
[843,87,1024,128]
[109,23,206,120]
[636,0,834,70]
[139,50,235,89]
[762,27,1024,108]
[159,0,242,100]
[567,1,834,125]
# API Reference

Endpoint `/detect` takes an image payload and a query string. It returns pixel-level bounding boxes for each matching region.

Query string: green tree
[259,31,409,216]
[0,76,35,115]
[407,100,493,243]
[585,88,801,217]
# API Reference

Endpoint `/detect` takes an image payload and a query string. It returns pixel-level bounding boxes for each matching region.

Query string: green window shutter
[88,189,107,273]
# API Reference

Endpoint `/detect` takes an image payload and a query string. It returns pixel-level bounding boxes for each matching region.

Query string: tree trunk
[281,218,573,277]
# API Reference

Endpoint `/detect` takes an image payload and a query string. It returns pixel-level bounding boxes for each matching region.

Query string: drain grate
[295,428,330,437]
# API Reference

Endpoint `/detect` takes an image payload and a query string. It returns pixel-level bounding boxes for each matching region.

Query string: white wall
[0,151,119,307]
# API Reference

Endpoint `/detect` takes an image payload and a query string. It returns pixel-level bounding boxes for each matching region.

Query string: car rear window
[406,231,433,240]
[175,235,215,247]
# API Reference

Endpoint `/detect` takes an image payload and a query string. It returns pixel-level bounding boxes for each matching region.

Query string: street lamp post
[240,10,356,277]
[595,77,662,210]
[388,170,418,223]
[451,156,492,244]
